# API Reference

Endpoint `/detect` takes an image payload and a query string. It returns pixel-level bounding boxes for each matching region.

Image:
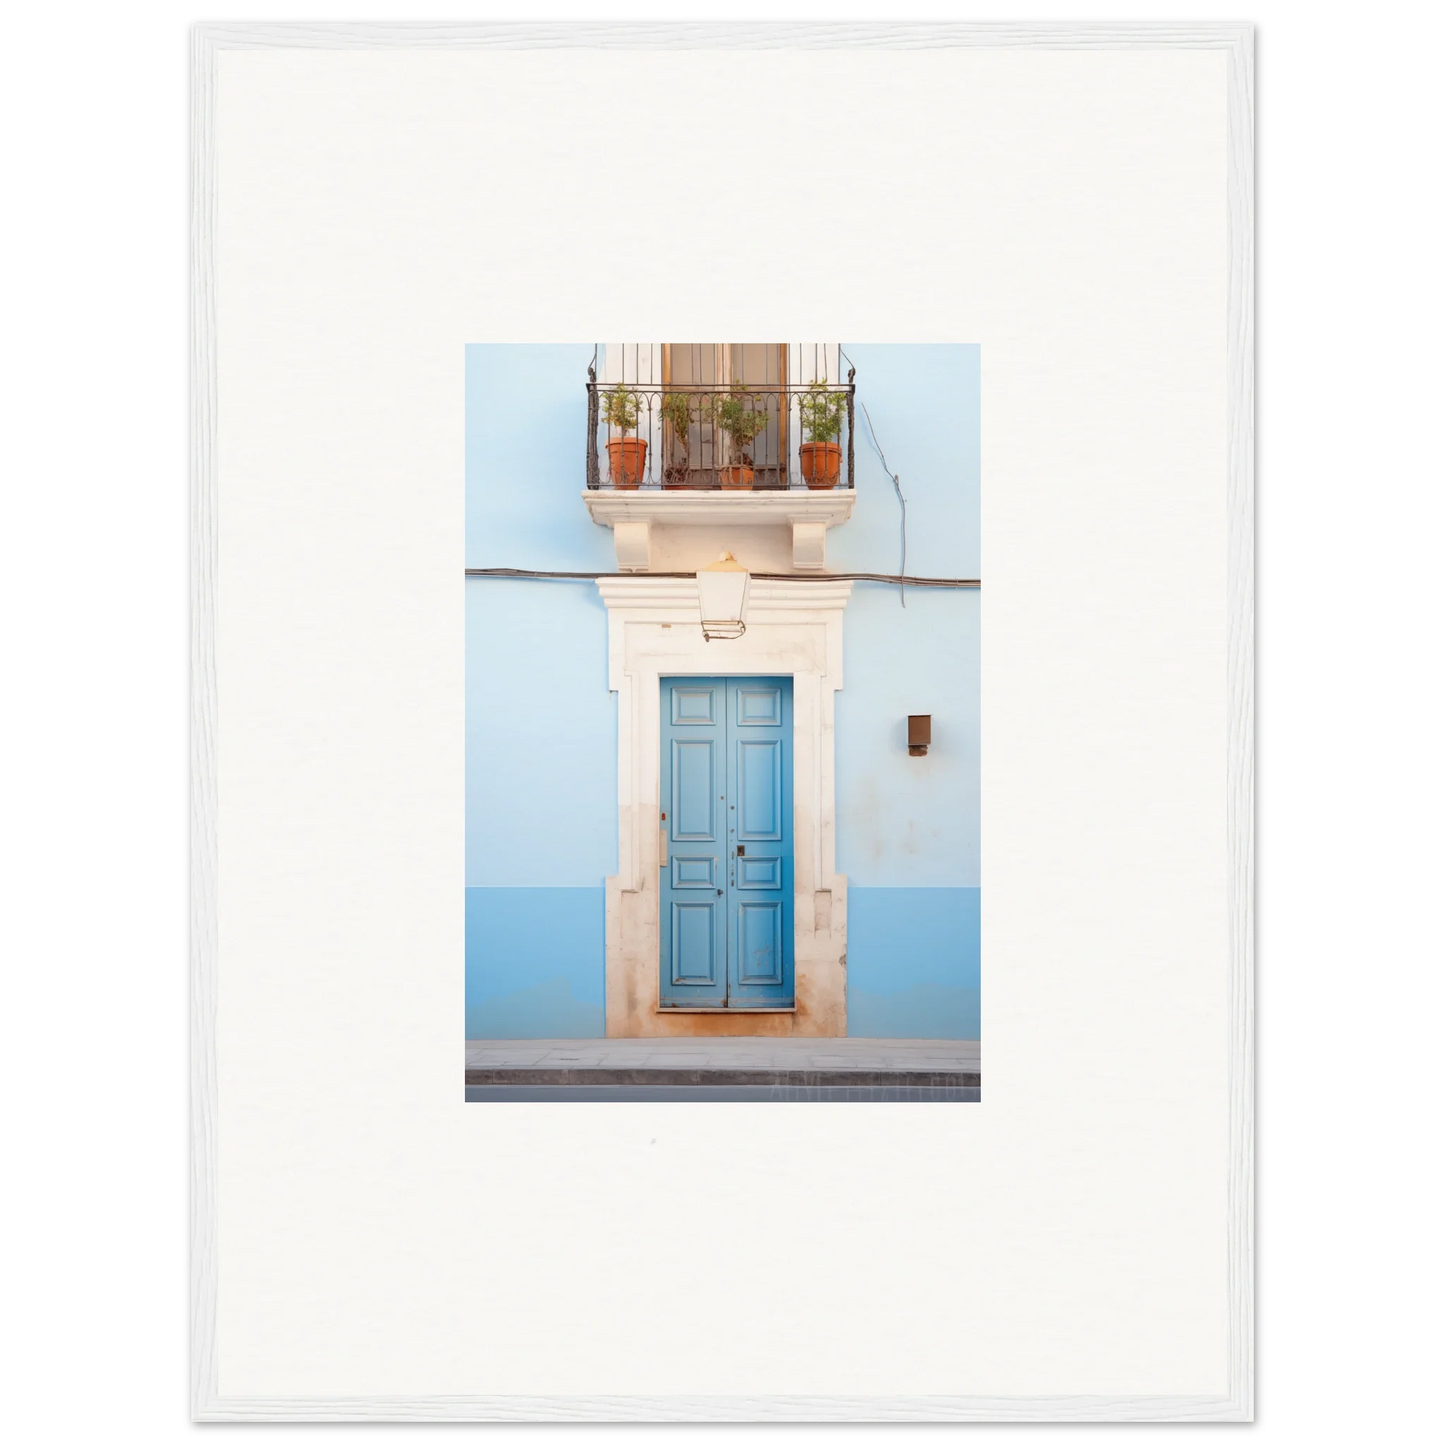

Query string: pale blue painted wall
[466,343,616,572]
[830,344,980,578]
[464,579,615,887]
[847,889,980,1039]
[465,344,980,1040]
[833,345,980,1037]
[465,888,604,1038]
[835,587,980,889]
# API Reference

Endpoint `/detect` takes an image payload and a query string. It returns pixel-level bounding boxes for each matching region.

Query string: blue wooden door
[660,677,793,1009]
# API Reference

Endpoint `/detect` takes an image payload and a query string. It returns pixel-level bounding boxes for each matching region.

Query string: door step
[655,1006,796,1014]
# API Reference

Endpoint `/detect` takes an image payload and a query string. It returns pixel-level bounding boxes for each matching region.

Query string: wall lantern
[698,552,750,641]
[908,715,932,756]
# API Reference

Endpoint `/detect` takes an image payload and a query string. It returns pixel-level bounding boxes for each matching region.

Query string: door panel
[725,678,793,1006]
[670,855,716,888]
[660,675,794,1010]
[670,684,716,725]
[737,902,784,984]
[736,856,782,889]
[735,684,782,726]
[671,739,717,840]
[659,679,728,1007]
[671,902,720,985]
[736,740,782,840]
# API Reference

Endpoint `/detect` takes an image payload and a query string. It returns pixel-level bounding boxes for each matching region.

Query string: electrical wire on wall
[860,401,908,608]
[841,345,909,609]
[465,568,978,588]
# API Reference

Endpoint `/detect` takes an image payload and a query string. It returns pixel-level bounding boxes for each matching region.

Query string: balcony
[583,351,859,573]
[586,375,855,493]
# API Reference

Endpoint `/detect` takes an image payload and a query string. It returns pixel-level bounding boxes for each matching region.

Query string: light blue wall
[832,346,980,1039]
[465,579,615,887]
[465,344,980,1040]
[465,345,616,1037]
[835,587,980,888]
[830,344,980,579]
[465,888,604,1038]
[847,889,980,1039]
[466,343,616,572]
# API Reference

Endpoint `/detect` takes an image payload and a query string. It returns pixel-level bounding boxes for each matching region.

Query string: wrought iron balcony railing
[585,371,855,492]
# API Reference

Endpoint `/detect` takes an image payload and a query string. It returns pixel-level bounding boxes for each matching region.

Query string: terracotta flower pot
[719,464,754,491]
[799,441,842,489]
[606,436,648,489]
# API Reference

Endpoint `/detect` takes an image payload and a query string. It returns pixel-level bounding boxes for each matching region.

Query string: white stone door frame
[597,576,851,1037]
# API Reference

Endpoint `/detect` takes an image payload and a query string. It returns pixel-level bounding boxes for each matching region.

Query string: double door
[662,344,787,487]
[659,676,794,1009]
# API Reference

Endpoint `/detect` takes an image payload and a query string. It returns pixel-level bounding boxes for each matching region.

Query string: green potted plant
[712,383,772,490]
[601,386,646,489]
[659,391,694,489]
[797,380,847,489]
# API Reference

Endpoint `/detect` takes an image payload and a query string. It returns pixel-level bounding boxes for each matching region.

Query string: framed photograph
[463,340,981,1101]
[193,21,1253,1420]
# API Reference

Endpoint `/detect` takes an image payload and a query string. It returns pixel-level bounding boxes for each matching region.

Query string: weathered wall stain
[835,587,979,888]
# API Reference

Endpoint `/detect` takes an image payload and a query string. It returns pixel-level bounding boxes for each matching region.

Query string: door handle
[735,845,745,856]
[659,825,667,866]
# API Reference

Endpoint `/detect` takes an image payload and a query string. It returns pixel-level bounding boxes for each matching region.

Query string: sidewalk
[464,1037,980,1099]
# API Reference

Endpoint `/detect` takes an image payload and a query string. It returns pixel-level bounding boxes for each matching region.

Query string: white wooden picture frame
[186,16,1260,1427]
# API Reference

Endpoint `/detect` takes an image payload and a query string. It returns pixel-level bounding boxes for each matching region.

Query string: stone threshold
[655,1007,796,1014]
